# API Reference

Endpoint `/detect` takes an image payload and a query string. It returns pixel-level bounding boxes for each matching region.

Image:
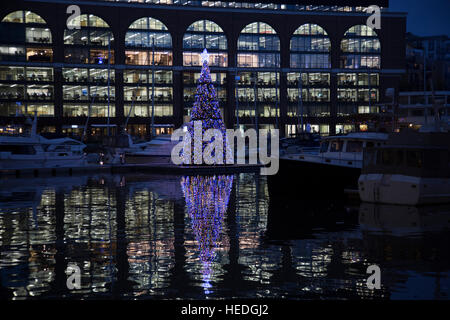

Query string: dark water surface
[0,173,449,300]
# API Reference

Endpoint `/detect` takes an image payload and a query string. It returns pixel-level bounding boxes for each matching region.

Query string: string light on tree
[182,48,231,165]
[180,174,234,294]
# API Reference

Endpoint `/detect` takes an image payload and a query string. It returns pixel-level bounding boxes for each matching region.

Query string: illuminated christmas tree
[182,49,230,165]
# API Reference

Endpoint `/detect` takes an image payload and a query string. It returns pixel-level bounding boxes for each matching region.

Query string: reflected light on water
[0,173,448,300]
[180,175,233,295]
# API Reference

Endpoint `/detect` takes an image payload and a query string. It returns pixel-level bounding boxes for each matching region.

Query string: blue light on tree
[182,49,230,165]
[180,175,234,294]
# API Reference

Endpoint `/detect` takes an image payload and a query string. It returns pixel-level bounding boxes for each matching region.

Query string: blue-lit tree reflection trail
[180,175,234,294]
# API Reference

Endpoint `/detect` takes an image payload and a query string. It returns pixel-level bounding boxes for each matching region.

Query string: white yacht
[268,132,389,195]
[358,131,450,205]
[281,132,389,170]
[122,134,178,164]
[0,117,87,169]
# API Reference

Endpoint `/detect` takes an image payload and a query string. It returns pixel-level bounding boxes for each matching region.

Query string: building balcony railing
[0,75,53,82]
[63,94,115,101]
[286,80,330,86]
[125,96,172,102]
[63,76,115,84]
[0,92,53,100]
[124,79,172,85]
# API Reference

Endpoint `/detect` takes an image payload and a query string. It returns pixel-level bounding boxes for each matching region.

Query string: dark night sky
[389,0,450,36]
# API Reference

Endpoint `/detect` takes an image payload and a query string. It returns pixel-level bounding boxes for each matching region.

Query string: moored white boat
[270,132,389,193]
[281,132,389,170]
[358,131,450,205]
[0,117,87,169]
[122,134,178,164]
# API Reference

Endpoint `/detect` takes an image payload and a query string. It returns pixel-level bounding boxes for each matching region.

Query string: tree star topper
[200,48,209,64]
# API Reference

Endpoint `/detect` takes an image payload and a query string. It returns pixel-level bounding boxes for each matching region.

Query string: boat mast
[151,37,155,139]
[275,71,279,130]
[423,46,428,125]
[81,84,98,141]
[235,54,240,129]
[368,71,371,122]
[31,111,37,137]
[429,77,442,132]
[106,33,111,136]
[253,72,258,133]
[297,70,303,134]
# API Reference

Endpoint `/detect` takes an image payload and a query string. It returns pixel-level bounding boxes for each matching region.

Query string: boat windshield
[319,141,329,153]
[379,149,404,166]
[346,141,363,153]
[406,150,423,168]
[329,140,343,152]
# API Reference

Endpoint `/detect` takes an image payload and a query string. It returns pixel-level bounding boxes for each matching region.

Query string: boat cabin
[319,132,388,161]
[362,131,450,178]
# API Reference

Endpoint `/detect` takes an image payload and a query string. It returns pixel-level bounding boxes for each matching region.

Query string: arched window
[236,23,280,125]
[63,14,115,118]
[290,23,330,68]
[125,17,172,66]
[237,22,280,68]
[181,20,227,119]
[337,25,380,120]
[64,14,114,64]
[183,20,227,67]
[340,25,380,69]
[0,10,54,116]
[0,10,53,63]
[123,17,173,127]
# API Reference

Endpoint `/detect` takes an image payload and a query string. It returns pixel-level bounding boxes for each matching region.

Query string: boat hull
[358,174,450,205]
[0,156,87,169]
[125,153,172,164]
[268,157,361,198]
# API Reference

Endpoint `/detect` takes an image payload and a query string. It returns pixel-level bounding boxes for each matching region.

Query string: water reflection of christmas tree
[180,175,233,294]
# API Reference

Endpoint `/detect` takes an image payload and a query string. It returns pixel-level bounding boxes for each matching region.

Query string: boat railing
[0,132,32,138]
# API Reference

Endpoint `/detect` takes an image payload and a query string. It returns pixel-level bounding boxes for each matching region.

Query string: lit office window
[63,104,115,117]
[337,88,379,103]
[237,22,280,68]
[236,71,280,118]
[286,71,330,118]
[0,12,54,116]
[63,68,115,84]
[125,17,172,66]
[63,85,115,101]
[340,25,380,69]
[183,20,227,67]
[124,86,172,102]
[0,102,54,117]
[124,104,173,117]
[123,69,173,118]
[337,73,378,86]
[290,24,331,68]
[0,10,53,62]
[123,68,173,118]
[64,14,114,64]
